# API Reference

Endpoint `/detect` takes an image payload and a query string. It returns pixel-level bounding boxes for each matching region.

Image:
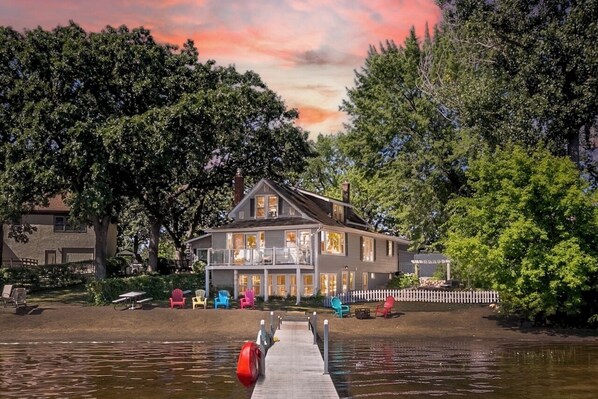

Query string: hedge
[0,261,92,292]
[86,273,205,305]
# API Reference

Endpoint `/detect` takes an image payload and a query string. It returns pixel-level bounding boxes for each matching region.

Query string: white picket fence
[323,288,499,307]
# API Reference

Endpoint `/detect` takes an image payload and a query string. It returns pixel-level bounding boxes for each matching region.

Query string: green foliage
[86,274,204,305]
[444,146,598,325]
[387,273,419,289]
[0,261,93,291]
[433,0,598,178]
[105,257,128,277]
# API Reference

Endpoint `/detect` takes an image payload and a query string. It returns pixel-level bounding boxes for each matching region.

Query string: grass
[27,284,90,305]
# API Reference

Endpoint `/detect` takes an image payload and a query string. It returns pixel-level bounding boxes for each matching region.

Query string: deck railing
[1,258,39,267]
[323,288,500,307]
[209,247,312,266]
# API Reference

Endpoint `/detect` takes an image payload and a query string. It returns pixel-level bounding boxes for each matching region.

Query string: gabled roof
[31,195,70,213]
[221,179,369,231]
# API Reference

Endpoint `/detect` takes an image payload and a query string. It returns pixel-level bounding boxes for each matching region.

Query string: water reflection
[329,339,598,398]
[0,341,253,399]
[1,339,596,398]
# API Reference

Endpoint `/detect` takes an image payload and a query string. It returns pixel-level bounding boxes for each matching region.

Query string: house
[187,176,411,302]
[1,196,117,266]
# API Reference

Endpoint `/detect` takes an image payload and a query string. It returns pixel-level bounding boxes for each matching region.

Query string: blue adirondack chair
[214,290,230,309]
[331,297,350,318]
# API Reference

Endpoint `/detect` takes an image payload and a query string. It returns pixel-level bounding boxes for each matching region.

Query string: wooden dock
[251,319,339,399]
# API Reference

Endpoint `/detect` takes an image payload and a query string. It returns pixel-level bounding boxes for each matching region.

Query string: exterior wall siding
[2,213,117,265]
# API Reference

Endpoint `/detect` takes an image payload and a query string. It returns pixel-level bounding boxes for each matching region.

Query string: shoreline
[1,302,596,344]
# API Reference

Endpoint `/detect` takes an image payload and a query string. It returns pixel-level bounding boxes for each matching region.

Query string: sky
[0,0,441,137]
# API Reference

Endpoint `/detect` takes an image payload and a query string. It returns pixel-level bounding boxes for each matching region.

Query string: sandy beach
[1,300,596,344]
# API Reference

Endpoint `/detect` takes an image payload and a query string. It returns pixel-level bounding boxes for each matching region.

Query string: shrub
[86,273,204,305]
[387,273,419,289]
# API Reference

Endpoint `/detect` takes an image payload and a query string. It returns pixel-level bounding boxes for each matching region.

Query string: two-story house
[187,176,411,302]
[1,196,117,266]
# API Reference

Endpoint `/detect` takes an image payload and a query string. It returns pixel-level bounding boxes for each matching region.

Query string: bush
[86,273,204,305]
[387,273,419,289]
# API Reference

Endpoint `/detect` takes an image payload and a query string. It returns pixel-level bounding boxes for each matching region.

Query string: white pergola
[411,253,452,280]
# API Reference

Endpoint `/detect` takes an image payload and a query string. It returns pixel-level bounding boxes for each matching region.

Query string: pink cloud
[0,0,441,135]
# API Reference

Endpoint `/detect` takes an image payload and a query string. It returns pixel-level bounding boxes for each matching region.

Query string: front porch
[205,263,315,305]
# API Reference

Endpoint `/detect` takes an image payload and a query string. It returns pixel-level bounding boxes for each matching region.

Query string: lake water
[0,339,596,398]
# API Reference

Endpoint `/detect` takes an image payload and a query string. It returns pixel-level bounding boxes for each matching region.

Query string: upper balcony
[209,247,312,267]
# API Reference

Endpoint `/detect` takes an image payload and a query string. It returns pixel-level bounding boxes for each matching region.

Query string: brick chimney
[341,181,350,204]
[234,169,244,205]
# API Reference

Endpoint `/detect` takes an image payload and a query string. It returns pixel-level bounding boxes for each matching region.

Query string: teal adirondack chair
[331,297,350,318]
[214,290,230,309]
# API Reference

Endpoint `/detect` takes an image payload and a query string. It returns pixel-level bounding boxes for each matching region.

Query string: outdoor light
[370,273,375,279]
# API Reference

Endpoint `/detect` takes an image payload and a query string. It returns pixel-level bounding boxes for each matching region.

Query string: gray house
[187,177,411,302]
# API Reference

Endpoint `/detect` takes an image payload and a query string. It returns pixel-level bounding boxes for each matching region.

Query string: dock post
[313,312,317,344]
[260,320,266,376]
[270,311,275,336]
[323,319,329,374]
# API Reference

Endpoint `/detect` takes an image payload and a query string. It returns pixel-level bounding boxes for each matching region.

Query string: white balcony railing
[209,247,312,266]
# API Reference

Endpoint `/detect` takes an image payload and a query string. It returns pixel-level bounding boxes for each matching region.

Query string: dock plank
[251,320,339,399]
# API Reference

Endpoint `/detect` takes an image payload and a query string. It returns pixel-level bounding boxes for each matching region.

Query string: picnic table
[112,291,152,310]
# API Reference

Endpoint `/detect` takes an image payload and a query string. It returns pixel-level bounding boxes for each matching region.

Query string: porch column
[263,268,269,302]
[233,269,239,299]
[296,267,301,305]
[205,267,210,295]
[314,232,320,294]
[446,261,451,281]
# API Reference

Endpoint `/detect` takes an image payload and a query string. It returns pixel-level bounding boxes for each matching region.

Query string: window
[285,230,297,247]
[256,196,266,218]
[53,216,85,232]
[268,196,279,217]
[321,230,345,255]
[303,274,314,296]
[252,275,261,296]
[362,272,368,290]
[320,273,337,296]
[255,195,279,218]
[239,275,248,294]
[362,237,374,262]
[386,240,394,257]
[332,203,344,222]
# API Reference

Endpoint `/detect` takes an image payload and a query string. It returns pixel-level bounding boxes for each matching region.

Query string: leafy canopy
[444,146,598,324]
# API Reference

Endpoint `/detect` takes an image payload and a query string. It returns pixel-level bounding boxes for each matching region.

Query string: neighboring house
[1,196,117,266]
[187,176,412,302]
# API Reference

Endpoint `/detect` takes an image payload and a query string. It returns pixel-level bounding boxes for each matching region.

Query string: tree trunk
[568,130,580,168]
[148,217,160,273]
[93,215,110,280]
[133,234,143,263]
[0,223,4,265]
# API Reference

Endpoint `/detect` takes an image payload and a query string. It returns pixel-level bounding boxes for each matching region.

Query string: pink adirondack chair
[240,289,255,309]
[169,288,186,309]
[375,296,395,318]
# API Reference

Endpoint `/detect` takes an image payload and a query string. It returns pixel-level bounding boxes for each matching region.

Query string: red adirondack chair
[240,289,255,309]
[375,296,395,318]
[169,288,186,309]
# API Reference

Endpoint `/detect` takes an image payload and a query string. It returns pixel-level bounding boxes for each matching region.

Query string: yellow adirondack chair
[192,289,207,309]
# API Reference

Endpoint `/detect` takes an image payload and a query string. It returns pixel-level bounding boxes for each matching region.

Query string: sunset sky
[0,0,441,137]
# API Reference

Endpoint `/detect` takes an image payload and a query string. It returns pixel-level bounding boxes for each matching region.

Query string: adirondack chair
[214,290,230,309]
[375,296,395,318]
[169,288,186,309]
[2,284,14,307]
[240,289,255,309]
[11,287,27,308]
[331,297,350,318]
[192,289,207,309]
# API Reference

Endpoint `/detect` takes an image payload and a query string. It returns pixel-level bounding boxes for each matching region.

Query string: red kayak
[236,341,261,387]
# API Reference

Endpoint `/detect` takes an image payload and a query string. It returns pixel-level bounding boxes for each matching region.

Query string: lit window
[362,237,374,262]
[303,274,314,296]
[268,196,278,217]
[285,230,297,247]
[332,203,344,222]
[256,196,265,218]
[320,230,345,255]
